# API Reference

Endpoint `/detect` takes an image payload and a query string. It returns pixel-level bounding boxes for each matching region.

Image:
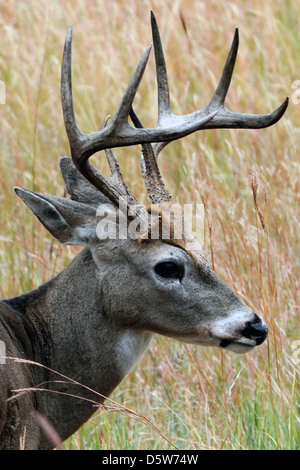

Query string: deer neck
[4,247,153,447]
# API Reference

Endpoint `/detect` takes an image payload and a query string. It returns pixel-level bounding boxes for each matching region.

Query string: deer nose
[241,316,268,345]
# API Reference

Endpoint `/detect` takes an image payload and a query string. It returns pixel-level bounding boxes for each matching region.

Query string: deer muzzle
[211,310,268,354]
[240,314,268,346]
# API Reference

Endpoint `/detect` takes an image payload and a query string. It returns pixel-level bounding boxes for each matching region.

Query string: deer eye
[154,261,184,280]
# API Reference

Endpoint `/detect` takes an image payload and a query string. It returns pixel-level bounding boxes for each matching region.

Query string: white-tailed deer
[0,12,287,449]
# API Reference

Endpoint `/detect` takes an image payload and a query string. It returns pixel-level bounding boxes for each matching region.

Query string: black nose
[242,317,268,345]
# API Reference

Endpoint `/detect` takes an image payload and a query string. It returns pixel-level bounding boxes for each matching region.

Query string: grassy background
[0,0,299,449]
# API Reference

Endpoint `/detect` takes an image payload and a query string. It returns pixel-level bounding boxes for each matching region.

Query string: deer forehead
[138,203,207,266]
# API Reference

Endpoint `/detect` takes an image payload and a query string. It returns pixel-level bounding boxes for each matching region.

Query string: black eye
[154,261,184,280]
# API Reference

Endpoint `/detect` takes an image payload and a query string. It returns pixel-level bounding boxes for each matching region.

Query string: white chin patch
[225,341,255,354]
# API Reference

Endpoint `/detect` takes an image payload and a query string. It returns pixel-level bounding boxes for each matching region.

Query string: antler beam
[61,11,288,206]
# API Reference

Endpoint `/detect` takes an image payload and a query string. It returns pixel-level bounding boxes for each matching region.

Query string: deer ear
[14,187,98,245]
[59,157,111,206]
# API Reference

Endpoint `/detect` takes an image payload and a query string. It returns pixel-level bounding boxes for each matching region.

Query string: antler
[61,11,288,208]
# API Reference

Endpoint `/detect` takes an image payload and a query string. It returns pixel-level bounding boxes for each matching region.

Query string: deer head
[15,12,288,355]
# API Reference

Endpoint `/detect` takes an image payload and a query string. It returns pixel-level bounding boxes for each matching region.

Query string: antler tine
[203,28,289,128]
[61,24,150,215]
[208,27,239,109]
[61,30,147,219]
[61,26,153,162]
[150,12,217,138]
[130,108,172,204]
[150,11,171,122]
[61,26,83,149]
[100,116,130,193]
[150,11,288,137]
[109,46,152,130]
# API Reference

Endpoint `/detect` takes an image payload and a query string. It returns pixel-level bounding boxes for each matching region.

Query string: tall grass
[0,0,299,449]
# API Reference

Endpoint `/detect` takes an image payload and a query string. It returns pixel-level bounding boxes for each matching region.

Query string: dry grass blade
[7,357,178,449]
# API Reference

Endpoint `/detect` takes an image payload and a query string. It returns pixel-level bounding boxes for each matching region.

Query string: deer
[0,12,288,450]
